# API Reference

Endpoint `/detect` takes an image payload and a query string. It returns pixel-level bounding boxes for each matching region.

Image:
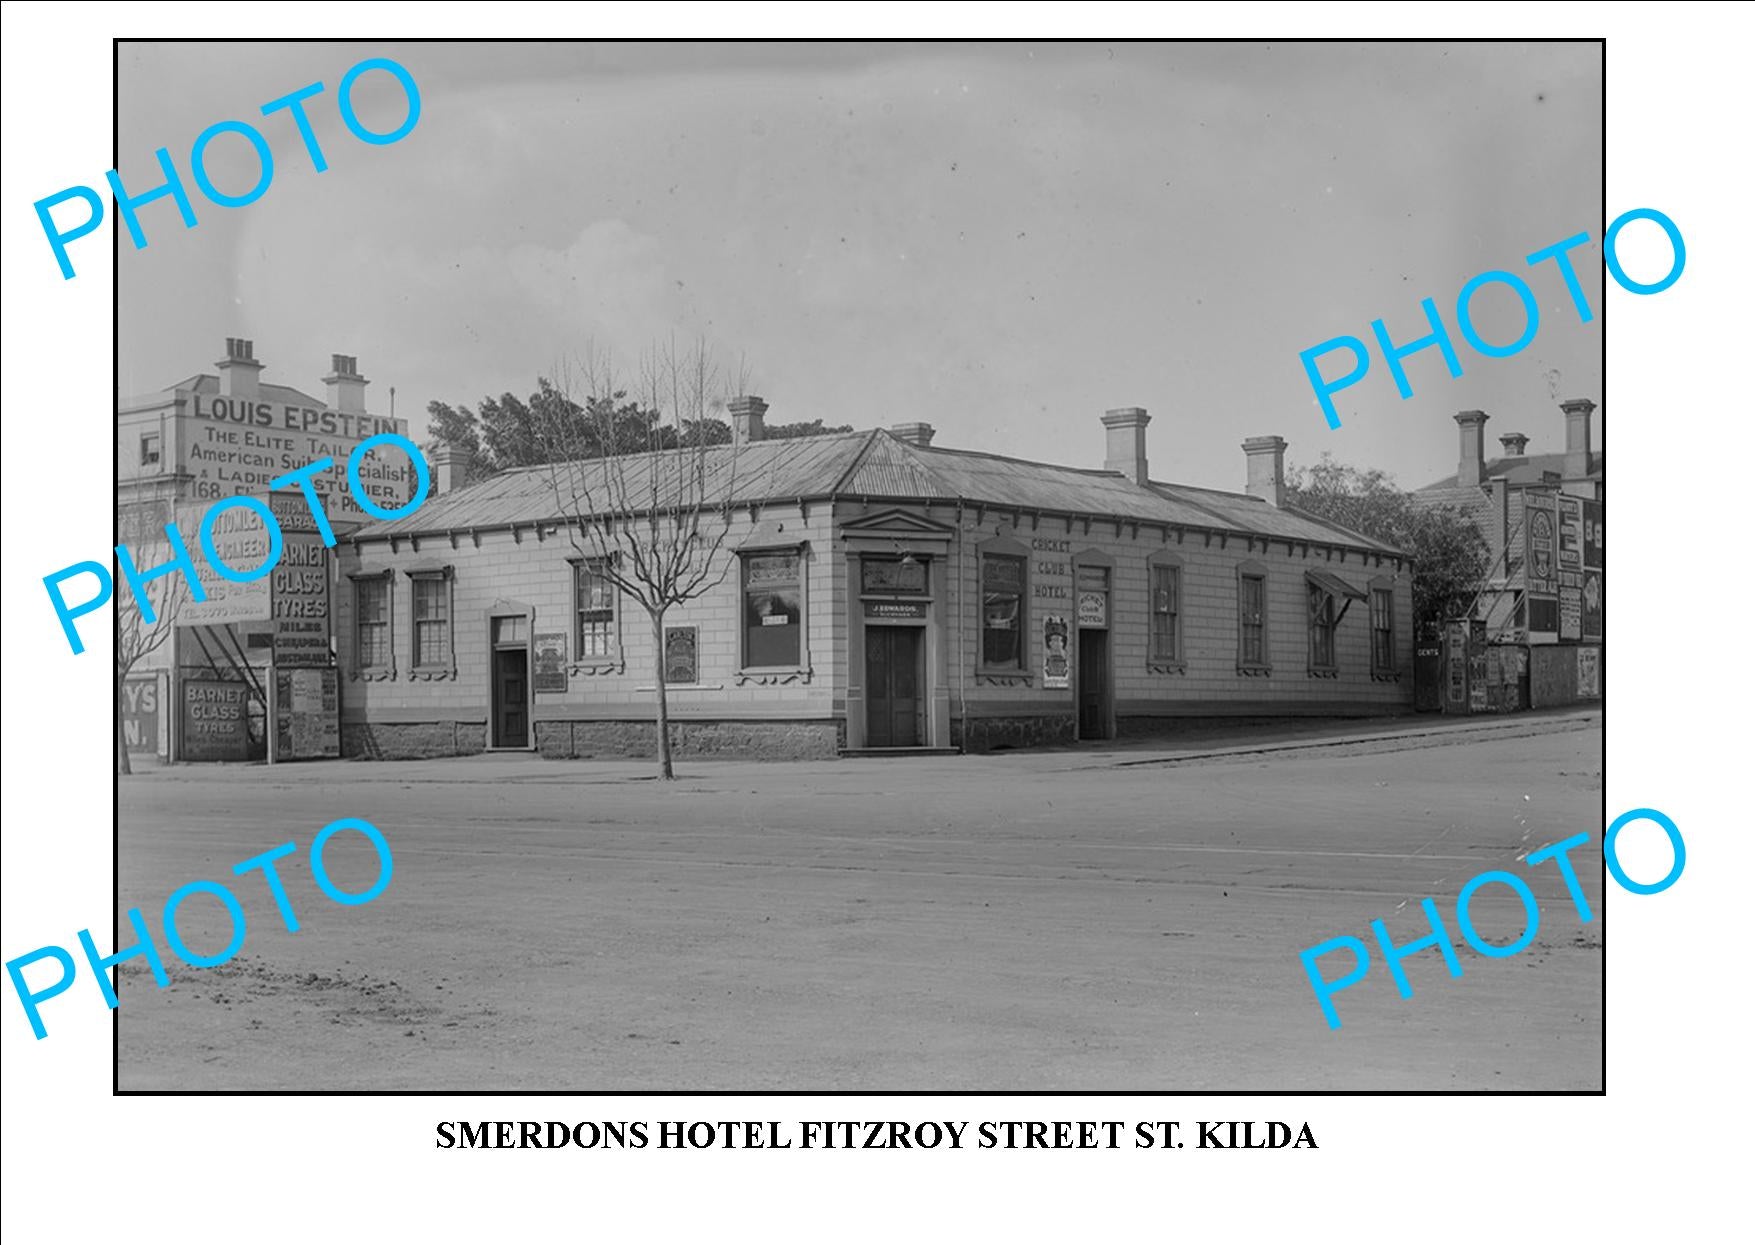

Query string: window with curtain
[743,550,803,668]
[1239,572,1267,668]
[1151,563,1181,662]
[981,553,1026,668]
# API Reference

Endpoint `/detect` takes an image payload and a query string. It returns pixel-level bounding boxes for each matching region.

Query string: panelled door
[492,647,529,747]
[864,627,923,748]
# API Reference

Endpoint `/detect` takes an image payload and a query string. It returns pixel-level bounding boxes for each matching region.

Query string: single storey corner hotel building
[335,401,1415,759]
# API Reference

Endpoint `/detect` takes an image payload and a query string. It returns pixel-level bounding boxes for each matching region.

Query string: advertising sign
[181,679,255,761]
[1577,646,1602,698]
[179,503,274,625]
[1043,615,1070,689]
[1558,495,1583,571]
[1583,499,1605,570]
[122,675,160,754]
[1077,591,1107,629]
[274,667,340,759]
[1560,586,1583,642]
[664,626,698,684]
[1525,493,1558,595]
[533,632,568,692]
[181,392,413,527]
[1582,571,1604,643]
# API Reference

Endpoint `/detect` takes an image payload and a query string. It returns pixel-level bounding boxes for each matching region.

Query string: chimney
[729,395,768,445]
[433,442,463,495]
[1454,409,1489,486]
[324,353,370,416]
[217,337,264,401]
[1101,407,1151,485]
[889,422,936,448]
[1498,432,1530,458]
[1561,398,1595,479]
[1242,435,1288,507]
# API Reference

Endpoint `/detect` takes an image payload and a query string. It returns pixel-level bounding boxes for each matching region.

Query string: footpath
[124,706,1601,787]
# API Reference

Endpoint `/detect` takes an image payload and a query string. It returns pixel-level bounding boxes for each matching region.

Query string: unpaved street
[117,713,1604,1090]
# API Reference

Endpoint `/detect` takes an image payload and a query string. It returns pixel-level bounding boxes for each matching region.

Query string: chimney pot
[728,395,768,445]
[1454,409,1489,486]
[1101,407,1151,485]
[324,352,371,416]
[1499,432,1530,458]
[1242,435,1289,507]
[889,422,936,448]
[216,336,265,400]
[1560,398,1596,478]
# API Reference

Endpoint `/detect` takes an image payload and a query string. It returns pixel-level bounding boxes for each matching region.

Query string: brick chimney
[1242,436,1288,507]
[217,337,264,401]
[324,353,369,415]
[1454,410,1489,486]
[729,395,768,445]
[1498,432,1530,458]
[1101,407,1151,485]
[432,442,464,495]
[1561,398,1595,479]
[889,422,936,447]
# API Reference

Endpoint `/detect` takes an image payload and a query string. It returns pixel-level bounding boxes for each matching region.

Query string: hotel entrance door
[864,626,923,748]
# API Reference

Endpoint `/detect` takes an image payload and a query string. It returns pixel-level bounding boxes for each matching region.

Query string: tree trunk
[116,669,133,776]
[651,610,674,779]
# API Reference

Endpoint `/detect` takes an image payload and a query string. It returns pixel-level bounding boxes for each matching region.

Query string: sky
[116,40,1603,493]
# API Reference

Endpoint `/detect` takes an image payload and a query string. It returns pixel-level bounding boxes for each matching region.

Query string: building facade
[1414,399,1605,711]
[334,402,1416,760]
[117,339,414,762]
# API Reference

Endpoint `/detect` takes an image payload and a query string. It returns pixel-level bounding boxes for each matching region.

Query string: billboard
[179,390,414,527]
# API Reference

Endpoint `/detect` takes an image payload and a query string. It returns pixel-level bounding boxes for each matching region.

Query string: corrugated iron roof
[1418,451,1604,492]
[356,426,1406,555]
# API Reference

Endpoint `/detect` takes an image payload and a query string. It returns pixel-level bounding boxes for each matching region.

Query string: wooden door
[493,648,529,747]
[1078,629,1109,740]
[864,627,922,747]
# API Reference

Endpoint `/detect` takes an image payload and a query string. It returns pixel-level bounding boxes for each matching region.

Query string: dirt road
[116,714,1604,1090]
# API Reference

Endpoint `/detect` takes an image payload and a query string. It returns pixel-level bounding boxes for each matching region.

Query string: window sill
[1147,660,1186,675]
[350,666,396,683]
[976,669,1033,687]
[1371,669,1403,683]
[1236,663,1274,678]
[568,658,624,676]
[1307,667,1340,680]
[409,666,457,682]
[735,667,812,686]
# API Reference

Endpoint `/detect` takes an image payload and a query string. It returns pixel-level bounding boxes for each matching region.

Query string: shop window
[1237,563,1269,674]
[574,558,618,658]
[351,573,393,676]
[406,568,455,675]
[1149,556,1182,669]
[140,432,161,467]
[742,549,804,669]
[981,552,1027,669]
[1370,583,1397,676]
[1308,584,1337,673]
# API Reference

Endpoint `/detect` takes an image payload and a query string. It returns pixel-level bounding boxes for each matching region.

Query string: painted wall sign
[1077,591,1107,629]
[122,675,160,754]
[664,626,698,684]
[178,502,273,625]
[533,632,568,693]
[1559,586,1583,642]
[1043,615,1070,689]
[180,678,254,761]
[272,515,331,667]
[864,600,926,620]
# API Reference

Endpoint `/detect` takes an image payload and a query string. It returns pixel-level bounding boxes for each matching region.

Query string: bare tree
[542,339,755,779]
[115,499,189,775]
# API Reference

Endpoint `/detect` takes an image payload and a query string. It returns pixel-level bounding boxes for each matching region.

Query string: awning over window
[1305,569,1366,602]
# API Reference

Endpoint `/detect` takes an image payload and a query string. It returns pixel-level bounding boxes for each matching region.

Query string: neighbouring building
[117,339,414,763]
[1413,399,1604,712]
[332,402,1416,760]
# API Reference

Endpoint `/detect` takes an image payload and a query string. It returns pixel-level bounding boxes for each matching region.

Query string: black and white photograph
[1,11,1742,1241]
[106,38,1606,1091]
